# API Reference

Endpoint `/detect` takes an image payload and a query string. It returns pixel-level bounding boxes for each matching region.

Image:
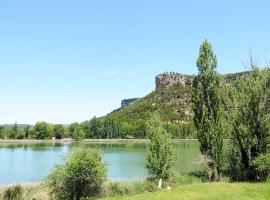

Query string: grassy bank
[103,182,270,200]
[1,182,269,200]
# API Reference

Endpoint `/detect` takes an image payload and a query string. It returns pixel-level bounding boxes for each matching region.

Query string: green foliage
[192,39,224,181]
[224,143,245,181]
[34,122,52,139]
[224,68,270,181]
[146,115,174,180]
[52,124,65,139]
[47,149,107,200]
[3,185,23,200]
[252,153,270,179]
[0,125,4,138]
[103,179,159,197]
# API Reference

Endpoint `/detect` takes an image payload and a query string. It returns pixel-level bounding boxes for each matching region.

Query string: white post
[158,178,162,189]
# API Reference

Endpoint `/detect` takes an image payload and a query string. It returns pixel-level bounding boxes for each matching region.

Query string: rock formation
[155,72,193,89]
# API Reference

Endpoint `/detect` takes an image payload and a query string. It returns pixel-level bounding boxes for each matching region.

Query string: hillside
[79,71,249,139]
[107,71,250,124]
[108,83,193,124]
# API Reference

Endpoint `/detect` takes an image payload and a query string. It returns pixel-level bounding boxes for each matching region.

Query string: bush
[3,185,23,200]
[252,153,270,181]
[107,182,126,196]
[47,149,107,200]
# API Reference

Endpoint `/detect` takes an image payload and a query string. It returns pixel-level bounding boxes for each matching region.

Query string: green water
[0,141,200,184]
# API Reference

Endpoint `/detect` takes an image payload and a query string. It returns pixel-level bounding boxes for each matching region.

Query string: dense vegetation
[191,40,270,182]
[0,123,68,140]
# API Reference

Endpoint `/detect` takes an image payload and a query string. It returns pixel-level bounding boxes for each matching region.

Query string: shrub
[143,180,157,192]
[107,182,125,196]
[47,149,107,200]
[3,185,23,200]
[252,153,270,181]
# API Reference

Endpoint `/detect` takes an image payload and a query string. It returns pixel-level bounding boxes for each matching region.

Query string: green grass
[1,182,269,200]
[102,182,270,200]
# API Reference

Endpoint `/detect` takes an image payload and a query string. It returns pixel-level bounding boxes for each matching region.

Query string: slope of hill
[80,71,249,139]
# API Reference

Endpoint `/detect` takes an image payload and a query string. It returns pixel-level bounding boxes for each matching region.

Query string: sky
[0,0,270,124]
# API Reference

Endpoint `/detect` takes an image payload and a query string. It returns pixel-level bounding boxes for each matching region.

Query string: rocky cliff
[155,71,250,88]
[155,72,194,89]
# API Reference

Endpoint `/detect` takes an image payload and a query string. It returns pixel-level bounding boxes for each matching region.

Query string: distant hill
[2,123,70,129]
[2,124,33,129]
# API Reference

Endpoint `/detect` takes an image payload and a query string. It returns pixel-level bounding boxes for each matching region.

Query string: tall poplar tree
[192,40,224,181]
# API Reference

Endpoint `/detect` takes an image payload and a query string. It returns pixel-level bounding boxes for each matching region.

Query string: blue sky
[0,0,270,124]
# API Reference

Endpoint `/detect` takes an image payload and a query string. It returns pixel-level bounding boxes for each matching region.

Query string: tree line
[0,118,195,140]
[0,122,67,139]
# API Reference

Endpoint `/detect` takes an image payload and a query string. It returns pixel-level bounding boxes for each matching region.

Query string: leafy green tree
[47,149,107,200]
[146,115,174,184]
[192,40,224,181]
[0,125,4,138]
[68,122,80,138]
[89,117,99,138]
[52,124,65,139]
[7,123,19,139]
[34,122,52,139]
[224,68,270,181]
[73,127,85,140]
[23,125,31,139]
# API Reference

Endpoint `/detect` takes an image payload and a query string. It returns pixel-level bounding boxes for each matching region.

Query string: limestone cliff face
[155,72,194,89]
[155,71,250,89]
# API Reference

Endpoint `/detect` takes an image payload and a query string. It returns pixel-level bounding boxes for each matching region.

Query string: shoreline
[0,138,198,144]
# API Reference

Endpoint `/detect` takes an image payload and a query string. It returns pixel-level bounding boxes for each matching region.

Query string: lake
[0,140,200,184]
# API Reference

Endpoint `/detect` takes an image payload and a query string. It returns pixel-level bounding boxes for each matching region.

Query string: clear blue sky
[0,0,270,124]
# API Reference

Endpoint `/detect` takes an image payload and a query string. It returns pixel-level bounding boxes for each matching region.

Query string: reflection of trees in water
[69,142,148,154]
[0,142,63,151]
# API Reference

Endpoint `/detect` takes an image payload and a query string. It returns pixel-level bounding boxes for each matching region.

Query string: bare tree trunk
[210,166,215,182]
[216,166,222,181]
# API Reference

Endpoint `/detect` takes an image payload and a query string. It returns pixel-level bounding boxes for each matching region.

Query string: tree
[68,122,80,138]
[34,122,51,139]
[224,68,270,181]
[73,127,85,140]
[47,149,107,200]
[0,125,4,138]
[52,124,65,139]
[146,115,174,186]
[192,40,224,181]
[23,125,31,139]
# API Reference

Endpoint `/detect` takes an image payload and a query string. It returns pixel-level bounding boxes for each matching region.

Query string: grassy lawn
[103,182,270,200]
[0,182,269,200]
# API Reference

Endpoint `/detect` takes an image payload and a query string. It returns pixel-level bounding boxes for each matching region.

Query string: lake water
[0,141,200,184]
